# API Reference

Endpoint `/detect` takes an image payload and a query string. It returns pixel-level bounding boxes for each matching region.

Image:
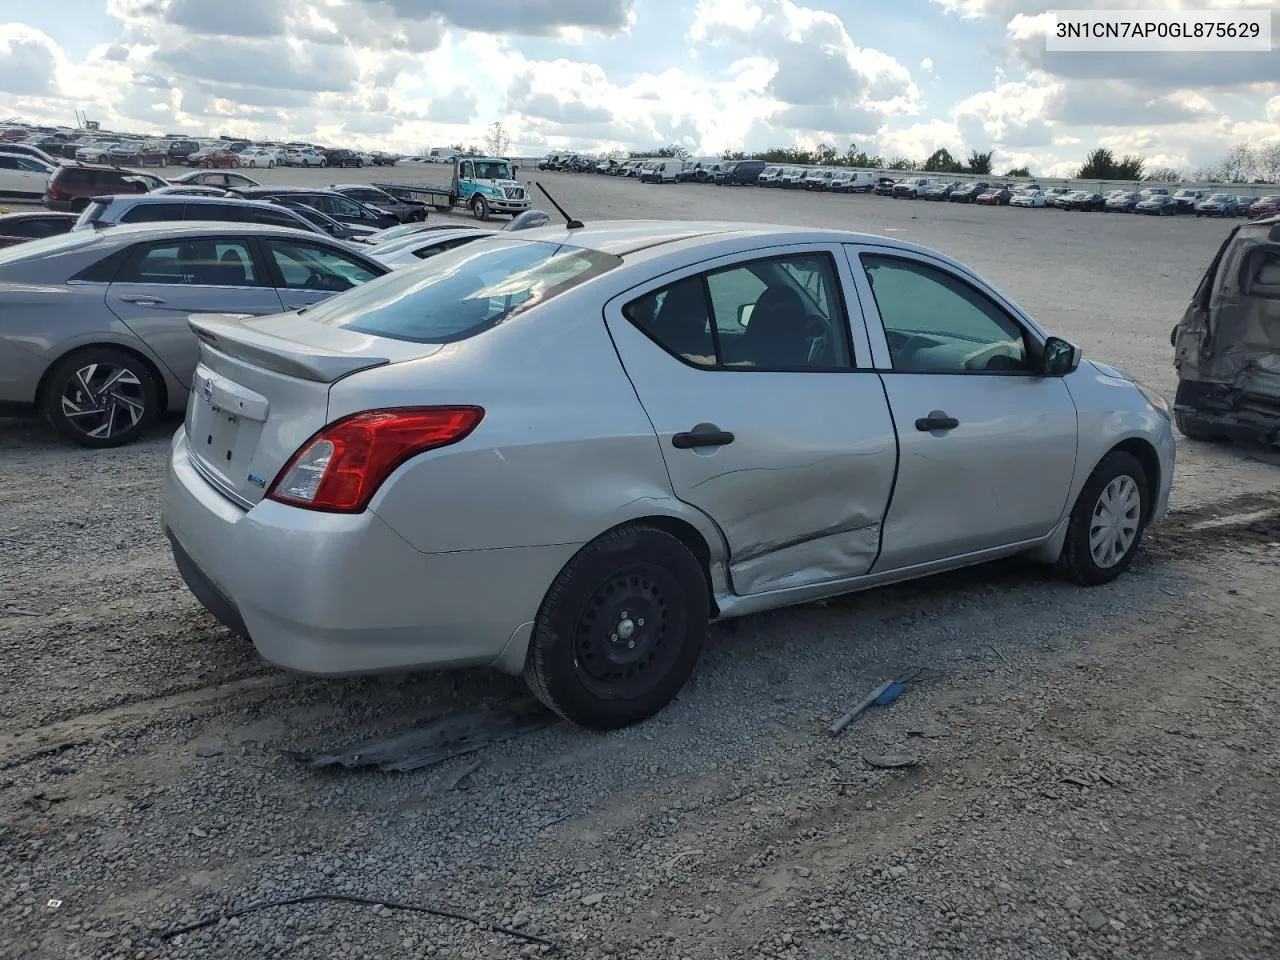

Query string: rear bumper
[161,430,574,675]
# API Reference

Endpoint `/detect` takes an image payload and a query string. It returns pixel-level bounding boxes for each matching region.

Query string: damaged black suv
[1171,214,1280,446]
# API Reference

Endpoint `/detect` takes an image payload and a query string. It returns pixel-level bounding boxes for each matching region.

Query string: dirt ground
[1,168,1278,960]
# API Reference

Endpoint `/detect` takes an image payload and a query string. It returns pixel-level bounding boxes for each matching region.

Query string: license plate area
[186,371,268,500]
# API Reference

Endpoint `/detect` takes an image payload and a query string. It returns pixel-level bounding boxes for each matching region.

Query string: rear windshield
[303,237,621,344]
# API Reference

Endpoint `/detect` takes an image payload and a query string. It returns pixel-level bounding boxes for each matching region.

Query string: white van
[640,159,685,183]
[428,147,460,163]
[757,165,784,187]
[830,171,876,194]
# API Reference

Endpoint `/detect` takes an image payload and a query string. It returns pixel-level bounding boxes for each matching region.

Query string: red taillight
[267,407,484,513]
[47,186,65,200]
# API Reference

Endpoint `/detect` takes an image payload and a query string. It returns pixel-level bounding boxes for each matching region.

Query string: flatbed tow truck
[375,156,530,221]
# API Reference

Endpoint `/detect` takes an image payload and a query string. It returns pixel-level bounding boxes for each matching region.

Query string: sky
[0,0,1276,177]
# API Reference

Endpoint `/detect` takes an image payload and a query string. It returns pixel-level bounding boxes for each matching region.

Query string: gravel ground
[2,167,1279,960]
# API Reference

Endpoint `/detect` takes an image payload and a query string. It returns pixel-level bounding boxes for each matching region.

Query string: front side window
[860,254,1030,374]
[265,239,379,292]
[624,253,851,370]
[116,239,259,286]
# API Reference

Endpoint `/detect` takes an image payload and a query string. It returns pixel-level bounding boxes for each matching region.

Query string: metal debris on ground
[829,668,925,735]
[860,750,920,769]
[291,699,556,772]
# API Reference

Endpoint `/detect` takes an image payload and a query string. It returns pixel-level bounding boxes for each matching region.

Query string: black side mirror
[1042,336,1081,377]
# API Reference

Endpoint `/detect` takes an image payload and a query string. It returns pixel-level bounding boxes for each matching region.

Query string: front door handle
[672,423,735,449]
[119,295,167,306]
[915,411,960,432]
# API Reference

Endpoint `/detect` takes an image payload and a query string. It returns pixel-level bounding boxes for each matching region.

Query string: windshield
[472,161,511,180]
[1174,191,1195,198]
[303,238,621,344]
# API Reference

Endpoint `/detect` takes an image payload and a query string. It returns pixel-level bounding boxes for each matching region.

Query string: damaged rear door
[603,244,898,595]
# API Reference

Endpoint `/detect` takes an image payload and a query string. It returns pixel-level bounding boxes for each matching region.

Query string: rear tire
[523,525,709,730]
[1057,451,1149,586]
[42,346,158,448]
[1174,409,1214,441]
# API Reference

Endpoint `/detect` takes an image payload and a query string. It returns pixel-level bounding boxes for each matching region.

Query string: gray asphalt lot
[2,163,1278,960]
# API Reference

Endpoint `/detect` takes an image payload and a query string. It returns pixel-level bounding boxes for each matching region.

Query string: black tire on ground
[471,195,489,220]
[42,346,158,448]
[1057,450,1150,586]
[1174,409,1215,441]
[523,524,710,730]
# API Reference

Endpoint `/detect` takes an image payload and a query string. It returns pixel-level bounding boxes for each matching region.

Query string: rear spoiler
[189,313,390,383]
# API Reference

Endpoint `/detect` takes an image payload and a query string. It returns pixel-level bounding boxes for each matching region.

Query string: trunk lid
[185,312,442,506]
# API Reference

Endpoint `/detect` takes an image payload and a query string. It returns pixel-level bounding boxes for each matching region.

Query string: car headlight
[1135,382,1170,420]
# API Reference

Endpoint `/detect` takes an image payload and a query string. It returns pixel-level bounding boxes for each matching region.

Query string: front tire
[1057,451,1149,585]
[523,525,709,730]
[471,195,489,220]
[42,347,157,448]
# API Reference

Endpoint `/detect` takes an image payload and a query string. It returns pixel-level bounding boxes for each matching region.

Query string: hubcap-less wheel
[1089,475,1141,568]
[60,362,146,441]
[574,572,676,699]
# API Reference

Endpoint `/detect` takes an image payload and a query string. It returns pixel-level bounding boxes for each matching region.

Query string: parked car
[0,211,77,248]
[780,167,809,189]
[0,141,62,167]
[330,184,428,223]
[0,223,388,446]
[108,141,167,166]
[1194,194,1238,217]
[829,171,876,194]
[367,228,490,269]
[1244,196,1280,219]
[230,187,399,230]
[355,221,459,246]
[188,148,241,168]
[1059,191,1105,211]
[1009,188,1046,208]
[71,194,329,236]
[948,181,990,203]
[322,148,363,168]
[1135,194,1178,216]
[716,160,765,185]
[1139,187,1170,198]
[1105,191,1143,213]
[370,151,398,167]
[1232,196,1256,217]
[594,159,619,175]
[640,159,685,183]
[1042,186,1073,207]
[873,176,898,197]
[803,169,836,191]
[156,220,1174,731]
[1170,216,1280,445]
[240,147,281,168]
[75,140,123,163]
[0,154,55,200]
[892,178,938,199]
[537,154,561,170]
[283,148,327,167]
[1171,189,1205,214]
[975,186,1015,206]
[43,164,156,212]
[169,170,261,190]
[166,139,202,164]
[922,181,961,201]
[275,201,381,241]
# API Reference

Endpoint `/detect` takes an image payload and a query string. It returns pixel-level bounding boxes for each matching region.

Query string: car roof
[75,221,329,241]
[234,186,339,196]
[496,218,969,265]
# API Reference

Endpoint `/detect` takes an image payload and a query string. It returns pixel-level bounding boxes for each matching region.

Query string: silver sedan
[161,221,1175,729]
[0,222,388,446]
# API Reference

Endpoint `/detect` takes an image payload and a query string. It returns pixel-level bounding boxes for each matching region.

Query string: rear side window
[303,237,620,344]
[121,202,188,224]
[263,238,379,292]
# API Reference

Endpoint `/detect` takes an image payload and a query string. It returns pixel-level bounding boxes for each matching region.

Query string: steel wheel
[573,570,678,699]
[1089,475,1141,568]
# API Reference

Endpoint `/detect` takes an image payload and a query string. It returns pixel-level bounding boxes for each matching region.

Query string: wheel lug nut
[610,633,618,642]
[637,618,645,627]
[627,640,635,649]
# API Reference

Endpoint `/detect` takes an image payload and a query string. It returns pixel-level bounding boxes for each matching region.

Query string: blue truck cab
[453,157,530,220]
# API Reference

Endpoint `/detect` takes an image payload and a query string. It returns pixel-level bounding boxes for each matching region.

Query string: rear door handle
[915,411,960,432]
[119,295,167,306]
[672,424,735,449]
